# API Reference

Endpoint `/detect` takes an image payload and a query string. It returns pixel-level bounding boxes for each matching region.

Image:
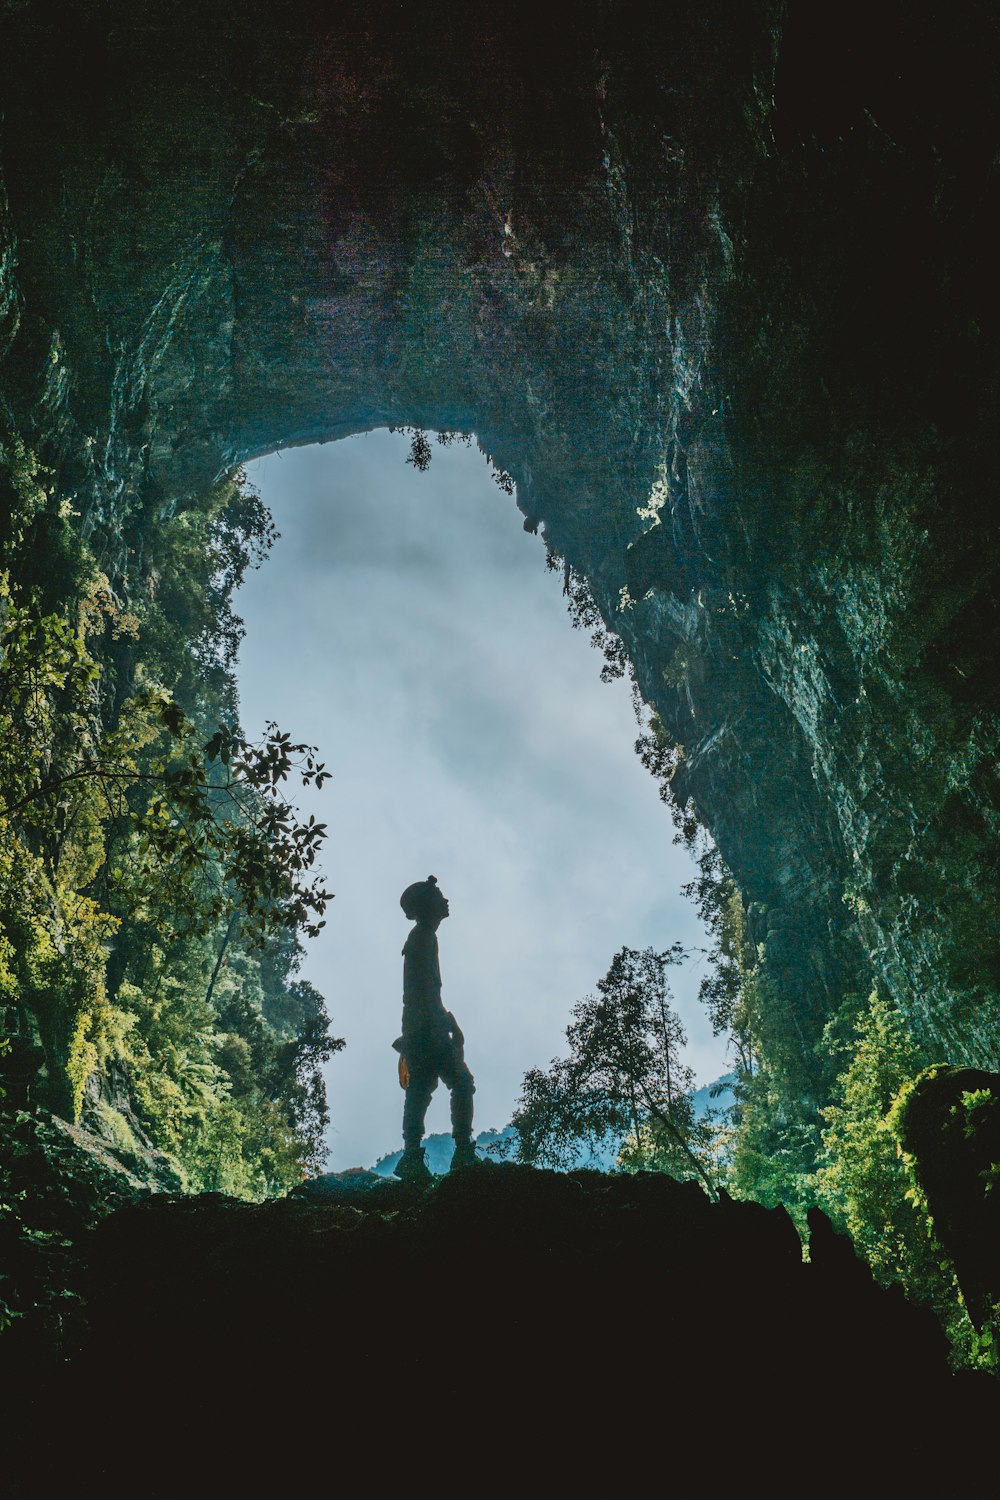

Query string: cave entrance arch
[0,0,870,1083]
[6,0,815,1052]
[235,429,722,1169]
[6,0,995,1096]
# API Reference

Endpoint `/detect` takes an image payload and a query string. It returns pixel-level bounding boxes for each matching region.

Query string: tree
[389,426,515,492]
[680,834,757,1078]
[0,630,334,947]
[0,442,343,1184]
[512,945,718,1193]
[814,990,984,1360]
[543,549,630,684]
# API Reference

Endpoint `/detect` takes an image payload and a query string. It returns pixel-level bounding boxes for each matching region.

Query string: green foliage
[679,831,757,1077]
[0,435,342,1194]
[633,709,686,805]
[815,991,987,1367]
[513,945,718,1193]
[129,469,277,717]
[117,706,333,943]
[663,818,820,1224]
[727,1066,821,1235]
[389,426,515,492]
[817,990,929,1264]
[675,822,993,1367]
[544,549,629,684]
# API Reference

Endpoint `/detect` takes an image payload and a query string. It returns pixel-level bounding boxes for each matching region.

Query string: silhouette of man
[393,875,476,1182]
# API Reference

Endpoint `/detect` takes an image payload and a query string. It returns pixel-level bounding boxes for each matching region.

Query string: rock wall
[1,0,997,1082]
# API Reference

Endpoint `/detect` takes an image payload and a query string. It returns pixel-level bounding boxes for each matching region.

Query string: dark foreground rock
[0,1108,184,1375]
[4,1166,996,1489]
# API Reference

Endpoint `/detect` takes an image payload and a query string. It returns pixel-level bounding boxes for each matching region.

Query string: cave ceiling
[1,0,997,1074]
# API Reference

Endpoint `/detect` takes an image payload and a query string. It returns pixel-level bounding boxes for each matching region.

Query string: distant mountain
[371,1127,520,1178]
[370,1075,737,1176]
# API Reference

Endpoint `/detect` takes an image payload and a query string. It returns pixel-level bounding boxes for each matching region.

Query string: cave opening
[234,428,725,1169]
[2,3,999,1448]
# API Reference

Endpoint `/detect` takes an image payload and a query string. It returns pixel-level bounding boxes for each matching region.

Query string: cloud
[239,431,727,1169]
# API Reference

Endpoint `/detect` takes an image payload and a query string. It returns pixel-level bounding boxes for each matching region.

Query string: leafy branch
[0,683,334,944]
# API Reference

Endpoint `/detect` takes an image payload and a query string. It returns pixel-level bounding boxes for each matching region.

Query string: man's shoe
[450,1139,480,1172]
[393,1147,432,1185]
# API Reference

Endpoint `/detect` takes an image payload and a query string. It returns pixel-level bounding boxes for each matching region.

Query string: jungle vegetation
[0,432,343,1202]
[512,578,995,1371]
[670,767,991,1371]
[1,419,991,1373]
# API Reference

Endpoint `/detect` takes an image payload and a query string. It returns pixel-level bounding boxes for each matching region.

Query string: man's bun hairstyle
[400,874,439,920]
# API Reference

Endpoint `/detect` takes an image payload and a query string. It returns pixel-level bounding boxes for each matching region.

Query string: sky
[236,431,728,1170]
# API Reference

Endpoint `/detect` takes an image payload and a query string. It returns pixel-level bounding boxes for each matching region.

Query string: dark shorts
[407,1037,473,1096]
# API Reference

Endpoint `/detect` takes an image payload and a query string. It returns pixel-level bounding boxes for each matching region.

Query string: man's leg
[394,1060,438,1182]
[440,1047,476,1167]
[402,1062,438,1150]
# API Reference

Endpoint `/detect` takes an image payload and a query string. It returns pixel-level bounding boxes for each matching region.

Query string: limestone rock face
[1,0,997,1079]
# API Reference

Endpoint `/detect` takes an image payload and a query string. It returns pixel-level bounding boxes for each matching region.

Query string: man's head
[400,874,450,927]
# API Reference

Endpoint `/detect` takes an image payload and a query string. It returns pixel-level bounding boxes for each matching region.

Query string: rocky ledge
[5,1164,996,1489]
